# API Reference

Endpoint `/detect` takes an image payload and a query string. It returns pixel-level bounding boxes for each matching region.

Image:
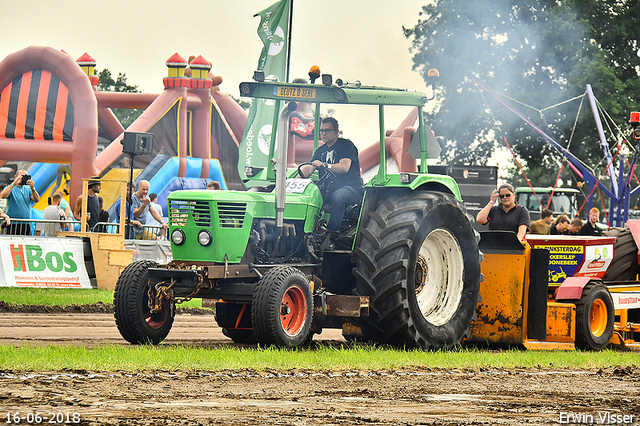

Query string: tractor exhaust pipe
[275,101,297,229]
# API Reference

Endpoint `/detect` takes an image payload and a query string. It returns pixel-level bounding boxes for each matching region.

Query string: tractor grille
[217,202,247,228]
[168,200,211,227]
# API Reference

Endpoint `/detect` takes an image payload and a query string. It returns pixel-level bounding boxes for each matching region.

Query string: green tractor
[113,72,482,349]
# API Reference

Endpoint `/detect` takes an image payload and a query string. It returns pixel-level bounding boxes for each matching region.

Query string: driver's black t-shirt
[311,138,363,191]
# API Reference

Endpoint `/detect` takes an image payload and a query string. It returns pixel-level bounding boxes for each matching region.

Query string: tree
[227,93,251,111]
[404,0,639,200]
[96,68,143,129]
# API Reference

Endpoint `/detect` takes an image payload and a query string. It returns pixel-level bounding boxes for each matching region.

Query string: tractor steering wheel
[297,162,336,198]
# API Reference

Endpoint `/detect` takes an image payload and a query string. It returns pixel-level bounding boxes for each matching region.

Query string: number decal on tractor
[285,178,312,194]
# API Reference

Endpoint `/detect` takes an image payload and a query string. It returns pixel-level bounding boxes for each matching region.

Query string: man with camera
[0,169,40,235]
[132,180,168,240]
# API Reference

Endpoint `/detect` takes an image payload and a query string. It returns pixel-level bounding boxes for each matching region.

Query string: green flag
[238,0,290,183]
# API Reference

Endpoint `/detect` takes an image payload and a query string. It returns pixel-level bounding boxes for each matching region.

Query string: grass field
[1,288,639,372]
[0,344,638,372]
[0,287,205,309]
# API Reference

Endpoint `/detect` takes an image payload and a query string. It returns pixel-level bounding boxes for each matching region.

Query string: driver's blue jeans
[327,186,361,231]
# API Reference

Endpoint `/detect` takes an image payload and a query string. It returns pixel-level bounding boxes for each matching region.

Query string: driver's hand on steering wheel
[311,160,325,169]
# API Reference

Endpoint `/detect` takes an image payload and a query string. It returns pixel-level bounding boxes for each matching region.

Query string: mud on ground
[2,367,639,425]
[1,309,639,425]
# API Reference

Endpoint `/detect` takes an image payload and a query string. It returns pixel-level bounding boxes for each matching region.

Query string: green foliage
[96,68,143,129]
[97,69,139,93]
[405,0,639,190]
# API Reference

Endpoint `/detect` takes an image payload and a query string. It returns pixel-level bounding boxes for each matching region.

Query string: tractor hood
[166,182,323,263]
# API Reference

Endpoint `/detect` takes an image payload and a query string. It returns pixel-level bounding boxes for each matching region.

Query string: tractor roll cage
[239,80,434,181]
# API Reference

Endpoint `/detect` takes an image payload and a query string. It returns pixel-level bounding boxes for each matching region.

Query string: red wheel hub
[280,285,307,336]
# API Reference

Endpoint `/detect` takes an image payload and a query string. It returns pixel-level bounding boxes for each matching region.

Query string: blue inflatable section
[28,162,58,195]
[107,157,227,221]
[150,157,227,217]
[22,162,57,221]
[135,155,172,184]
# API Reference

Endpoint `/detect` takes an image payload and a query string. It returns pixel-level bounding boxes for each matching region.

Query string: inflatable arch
[0,46,97,203]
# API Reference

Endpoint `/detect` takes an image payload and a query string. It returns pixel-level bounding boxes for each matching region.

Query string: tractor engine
[249,218,308,264]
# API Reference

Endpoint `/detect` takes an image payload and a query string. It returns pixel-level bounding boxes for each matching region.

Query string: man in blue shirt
[113,182,143,239]
[0,170,40,235]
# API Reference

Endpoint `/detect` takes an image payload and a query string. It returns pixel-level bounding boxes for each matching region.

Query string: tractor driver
[476,183,530,240]
[299,117,363,231]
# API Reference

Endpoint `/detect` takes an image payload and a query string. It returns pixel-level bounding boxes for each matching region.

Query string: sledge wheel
[354,191,482,350]
[251,266,313,347]
[114,260,175,345]
[559,282,614,350]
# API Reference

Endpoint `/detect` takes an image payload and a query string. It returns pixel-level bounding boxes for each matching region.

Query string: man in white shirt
[43,192,66,236]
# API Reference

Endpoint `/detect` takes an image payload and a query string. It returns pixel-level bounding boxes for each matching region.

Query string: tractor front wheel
[114,260,175,345]
[251,266,314,347]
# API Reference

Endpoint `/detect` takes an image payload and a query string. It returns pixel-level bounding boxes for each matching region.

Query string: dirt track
[1,313,640,425]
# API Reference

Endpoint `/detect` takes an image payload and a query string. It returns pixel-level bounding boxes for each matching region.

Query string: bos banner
[0,236,91,288]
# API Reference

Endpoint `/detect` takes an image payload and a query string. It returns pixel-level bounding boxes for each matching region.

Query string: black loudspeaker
[121,132,153,155]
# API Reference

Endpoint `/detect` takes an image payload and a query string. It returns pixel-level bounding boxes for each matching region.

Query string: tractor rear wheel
[251,266,313,347]
[353,191,482,349]
[560,282,614,350]
[603,227,639,282]
[114,260,175,345]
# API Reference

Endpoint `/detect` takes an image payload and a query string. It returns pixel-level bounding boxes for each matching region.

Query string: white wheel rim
[414,228,464,326]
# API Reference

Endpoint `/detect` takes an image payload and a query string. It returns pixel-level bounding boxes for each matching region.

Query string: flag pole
[285,0,293,82]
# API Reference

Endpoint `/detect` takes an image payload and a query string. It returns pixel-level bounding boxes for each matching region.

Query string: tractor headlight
[198,230,212,247]
[171,229,185,245]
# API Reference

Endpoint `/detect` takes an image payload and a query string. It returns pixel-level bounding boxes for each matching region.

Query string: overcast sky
[1,0,434,149]
[0,1,429,94]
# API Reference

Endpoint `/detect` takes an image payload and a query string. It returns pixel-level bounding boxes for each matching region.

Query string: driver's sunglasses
[498,193,512,199]
[319,128,335,133]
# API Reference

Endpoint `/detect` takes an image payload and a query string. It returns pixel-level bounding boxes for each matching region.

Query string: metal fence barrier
[1,218,167,241]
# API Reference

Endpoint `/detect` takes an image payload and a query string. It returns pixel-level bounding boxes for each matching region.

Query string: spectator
[93,196,110,233]
[43,192,66,236]
[207,181,221,190]
[0,185,7,211]
[113,182,143,239]
[147,193,165,237]
[0,205,10,233]
[132,180,168,240]
[529,208,553,235]
[476,183,530,240]
[55,191,72,224]
[0,169,40,235]
[73,177,101,232]
[550,215,570,235]
[578,207,603,236]
[568,218,583,235]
